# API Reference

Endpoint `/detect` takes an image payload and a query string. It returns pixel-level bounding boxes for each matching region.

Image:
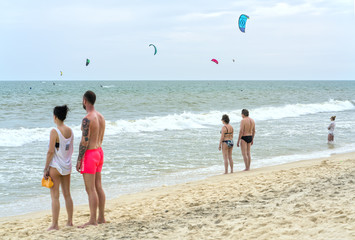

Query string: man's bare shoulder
[97,111,104,118]
[96,111,105,121]
[82,113,93,122]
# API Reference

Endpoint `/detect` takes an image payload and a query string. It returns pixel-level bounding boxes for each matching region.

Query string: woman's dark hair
[84,90,96,105]
[221,114,230,124]
[331,116,336,121]
[53,105,69,121]
[242,109,249,117]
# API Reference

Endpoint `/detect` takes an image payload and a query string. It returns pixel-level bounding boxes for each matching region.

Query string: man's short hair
[242,109,249,117]
[84,90,96,105]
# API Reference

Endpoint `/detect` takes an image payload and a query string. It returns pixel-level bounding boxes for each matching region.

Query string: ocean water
[0,80,354,217]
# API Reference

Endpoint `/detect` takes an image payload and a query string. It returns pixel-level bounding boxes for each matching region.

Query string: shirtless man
[237,109,255,171]
[76,90,106,227]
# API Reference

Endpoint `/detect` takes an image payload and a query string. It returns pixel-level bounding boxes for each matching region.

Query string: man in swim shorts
[237,109,255,171]
[76,90,106,227]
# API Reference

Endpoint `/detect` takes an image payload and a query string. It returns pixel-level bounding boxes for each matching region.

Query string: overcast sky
[0,0,354,80]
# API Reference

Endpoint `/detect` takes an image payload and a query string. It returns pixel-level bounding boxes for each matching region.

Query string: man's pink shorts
[80,147,104,174]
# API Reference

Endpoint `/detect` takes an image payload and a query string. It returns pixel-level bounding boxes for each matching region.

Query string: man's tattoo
[77,144,87,162]
[77,118,90,162]
[82,118,90,137]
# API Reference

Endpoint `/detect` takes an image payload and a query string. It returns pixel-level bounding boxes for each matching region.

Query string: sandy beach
[1,152,354,240]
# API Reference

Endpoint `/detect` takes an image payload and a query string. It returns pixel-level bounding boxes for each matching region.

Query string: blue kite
[238,14,250,33]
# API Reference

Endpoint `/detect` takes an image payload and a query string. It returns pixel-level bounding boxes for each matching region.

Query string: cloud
[0,0,354,80]
[0,2,141,28]
[251,2,326,17]
[50,7,136,25]
[232,0,353,17]
[177,11,235,21]
[166,31,204,42]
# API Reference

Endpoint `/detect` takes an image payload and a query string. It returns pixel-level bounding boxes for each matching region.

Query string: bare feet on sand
[47,225,59,231]
[98,218,106,224]
[77,221,98,228]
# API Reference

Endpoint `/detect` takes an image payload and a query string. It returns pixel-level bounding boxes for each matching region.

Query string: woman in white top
[328,116,336,143]
[43,105,74,230]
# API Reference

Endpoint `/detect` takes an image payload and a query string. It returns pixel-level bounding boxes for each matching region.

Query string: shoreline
[0,145,351,220]
[1,152,354,239]
[0,151,345,221]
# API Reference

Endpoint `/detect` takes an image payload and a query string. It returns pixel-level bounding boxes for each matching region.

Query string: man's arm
[76,118,90,172]
[100,116,105,146]
[237,120,244,147]
[251,120,255,145]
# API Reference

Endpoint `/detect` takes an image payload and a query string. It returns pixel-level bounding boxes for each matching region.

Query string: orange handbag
[42,176,54,188]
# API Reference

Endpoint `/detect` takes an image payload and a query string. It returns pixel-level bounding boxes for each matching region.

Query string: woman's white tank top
[49,128,74,175]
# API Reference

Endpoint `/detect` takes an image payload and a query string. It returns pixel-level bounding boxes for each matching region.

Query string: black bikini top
[55,142,59,148]
[221,126,233,135]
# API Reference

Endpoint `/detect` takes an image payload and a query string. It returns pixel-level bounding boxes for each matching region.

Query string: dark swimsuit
[241,136,253,143]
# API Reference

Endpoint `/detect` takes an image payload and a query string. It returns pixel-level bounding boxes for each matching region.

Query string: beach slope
[1,152,354,240]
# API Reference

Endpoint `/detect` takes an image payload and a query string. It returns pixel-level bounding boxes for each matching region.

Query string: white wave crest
[0,126,82,147]
[105,99,354,134]
[0,99,353,147]
[105,112,211,134]
[250,99,355,121]
[0,127,50,147]
[102,85,115,88]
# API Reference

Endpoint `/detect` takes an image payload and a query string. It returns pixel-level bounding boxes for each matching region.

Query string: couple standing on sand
[219,109,255,174]
[43,90,106,230]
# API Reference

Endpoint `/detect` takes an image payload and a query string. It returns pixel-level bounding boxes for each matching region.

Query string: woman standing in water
[219,114,234,174]
[43,105,74,230]
[328,116,336,143]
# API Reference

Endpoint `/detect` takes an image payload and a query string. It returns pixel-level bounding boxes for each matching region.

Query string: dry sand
[1,152,354,240]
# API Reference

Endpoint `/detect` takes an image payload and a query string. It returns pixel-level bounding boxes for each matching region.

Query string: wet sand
[1,152,354,240]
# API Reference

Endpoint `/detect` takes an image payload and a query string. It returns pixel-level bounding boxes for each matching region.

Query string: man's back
[241,117,255,136]
[86,111,105,150]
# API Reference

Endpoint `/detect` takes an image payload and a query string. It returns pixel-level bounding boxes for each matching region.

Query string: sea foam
[0,99,353,147]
